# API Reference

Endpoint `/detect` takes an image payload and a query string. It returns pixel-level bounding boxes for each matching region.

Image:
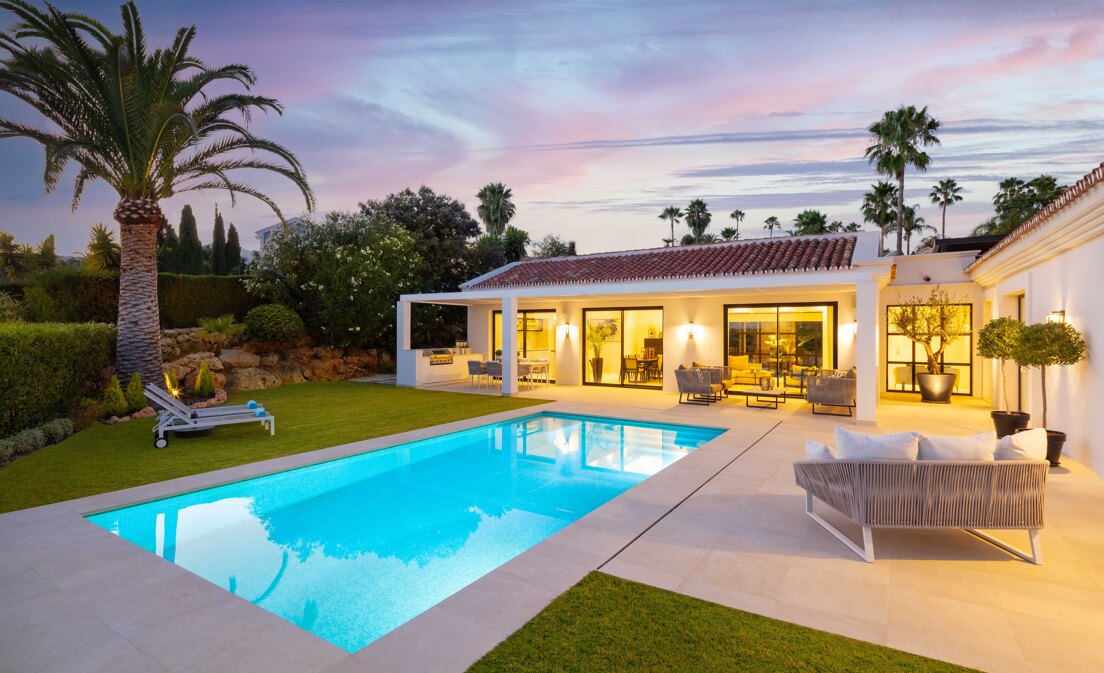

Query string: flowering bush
[246,212,421,348]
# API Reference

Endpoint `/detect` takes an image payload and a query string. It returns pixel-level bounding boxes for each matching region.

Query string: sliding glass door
[492,310,557,381]
[583,307,663,388]
[724,304,837,388]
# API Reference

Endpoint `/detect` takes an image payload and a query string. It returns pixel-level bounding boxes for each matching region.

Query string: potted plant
[976,316,1029,437]
[889,287,967,403]
[586,321,615,381]
[1011,320,1087,466]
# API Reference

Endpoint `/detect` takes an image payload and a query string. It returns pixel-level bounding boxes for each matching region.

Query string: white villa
[398,163,1104,476]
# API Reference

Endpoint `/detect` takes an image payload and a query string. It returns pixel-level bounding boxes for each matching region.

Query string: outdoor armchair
[805,369,856,416]
[675,367,722,404]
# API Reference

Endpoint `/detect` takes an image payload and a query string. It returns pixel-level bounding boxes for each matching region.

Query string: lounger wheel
[154,437,168,449]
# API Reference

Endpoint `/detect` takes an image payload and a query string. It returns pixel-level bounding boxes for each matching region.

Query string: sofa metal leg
[965,528,1043,565]
[804,492,874,562]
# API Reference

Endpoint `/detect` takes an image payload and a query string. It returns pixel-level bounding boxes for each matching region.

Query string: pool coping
[0,399,763,673]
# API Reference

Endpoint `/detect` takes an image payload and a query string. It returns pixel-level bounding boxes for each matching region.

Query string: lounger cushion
[835,427,919,461]
[805,440,836,461]
[996,428,1048,461]
[918,431,996,461]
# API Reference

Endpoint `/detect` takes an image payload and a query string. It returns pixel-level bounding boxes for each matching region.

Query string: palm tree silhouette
[658,206,683,246]
[685,199,711,242]
[862,181,899,254]
[476,183,516,237]
[929,178,964,239]
[0,1,314,384]
[729,209,745,240]
[763,216,781,238]
[865,105,941,255]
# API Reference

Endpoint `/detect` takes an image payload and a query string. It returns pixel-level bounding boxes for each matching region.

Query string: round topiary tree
[976,317,1027,435]
[1011,321,1087,429]
[245,304,304,343]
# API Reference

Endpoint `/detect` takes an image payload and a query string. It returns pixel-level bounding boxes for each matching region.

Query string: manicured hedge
[158,274,261,327]
[0,323,115,438]
[20,268,260,327]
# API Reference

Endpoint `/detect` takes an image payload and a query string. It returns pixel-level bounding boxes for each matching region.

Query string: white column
[501,296,519,395]
[855,281,879,423]
[396,299,415,387]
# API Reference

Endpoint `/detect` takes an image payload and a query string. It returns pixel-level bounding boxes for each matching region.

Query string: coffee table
[746,390,786,409]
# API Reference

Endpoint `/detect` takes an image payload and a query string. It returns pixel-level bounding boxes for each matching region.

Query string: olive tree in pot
[976,317,1029,437]
[890,287,967,403]
[586,321,615,382]
[1011,321,1087,466]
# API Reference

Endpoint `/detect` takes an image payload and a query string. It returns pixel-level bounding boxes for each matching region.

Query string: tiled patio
[1,386,1102,673]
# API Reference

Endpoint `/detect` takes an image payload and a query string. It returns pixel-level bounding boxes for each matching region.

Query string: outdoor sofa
[794,426,1049,564]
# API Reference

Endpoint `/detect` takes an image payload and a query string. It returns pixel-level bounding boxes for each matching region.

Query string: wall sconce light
[688,321,695,340]
[851,322,858,337]
[1047,310,1066,324]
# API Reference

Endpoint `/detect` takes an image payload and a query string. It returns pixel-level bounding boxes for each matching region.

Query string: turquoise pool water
[87,412,723,652]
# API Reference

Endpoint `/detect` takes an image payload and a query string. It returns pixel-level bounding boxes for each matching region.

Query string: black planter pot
[991,411,1031,438]
[590,358,603,382]
[917,372,957,403]
[1045,430,1066,467]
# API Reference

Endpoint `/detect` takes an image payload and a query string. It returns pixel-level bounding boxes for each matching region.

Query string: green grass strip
[468,573,977,673]
[0,381,544,513]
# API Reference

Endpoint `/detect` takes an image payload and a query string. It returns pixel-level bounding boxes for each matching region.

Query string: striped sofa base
[793,460,1048,564]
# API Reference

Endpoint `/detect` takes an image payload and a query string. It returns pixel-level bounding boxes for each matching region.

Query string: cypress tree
[225,223,242,274]
[176,205,204,274]
[157,222,178,271]
[211,208,227,275]
[37,234,57,268]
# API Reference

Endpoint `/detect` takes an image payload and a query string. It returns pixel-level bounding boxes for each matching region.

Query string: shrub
[197,313,244,337]
[159,274,260,328]
[19,268,259,327]
[103,375,128,417]
[194,361,215,397]
[245,212,421,348]
[245,303,304,343]
[0,438,12,464]
[124,372,146,413]
[12,427,47,455]
[21,266,118,323]
[0,291,22,322]
[72,397,106,431]
[0,322,115,437]
[41,418,73,444]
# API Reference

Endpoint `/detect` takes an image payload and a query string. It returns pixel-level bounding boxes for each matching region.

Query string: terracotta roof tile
[965,162,1104,274]
[464,234,858,289]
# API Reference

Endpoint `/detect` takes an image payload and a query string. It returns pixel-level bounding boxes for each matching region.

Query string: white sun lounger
[144,384,275,448]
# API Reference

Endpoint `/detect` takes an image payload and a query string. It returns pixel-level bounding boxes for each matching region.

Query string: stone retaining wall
[161,326,391,391]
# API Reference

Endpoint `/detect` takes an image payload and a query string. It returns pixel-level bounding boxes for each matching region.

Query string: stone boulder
[274,362,307,384]
[220,348,261,369]
[227,367,282,390]
[259,353,279,367]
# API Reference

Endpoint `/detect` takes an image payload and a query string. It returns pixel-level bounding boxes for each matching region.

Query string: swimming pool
[87,412,723,652]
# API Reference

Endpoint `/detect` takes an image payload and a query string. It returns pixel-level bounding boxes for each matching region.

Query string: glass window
[493,310,557,381]
[885,303,972,395]
[724,304,836,395]
[583,308,663,388]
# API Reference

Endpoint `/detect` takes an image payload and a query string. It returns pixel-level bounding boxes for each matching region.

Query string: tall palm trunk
[895,172,905,255]
[941,204,947,239]
[669,218,674,245]
[114,197,165,386]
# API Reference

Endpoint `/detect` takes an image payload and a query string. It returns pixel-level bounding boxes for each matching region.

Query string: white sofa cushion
[835,426,919,461]
[918,431,996,461]
[805,440,836,461]
[996,428,1048,461]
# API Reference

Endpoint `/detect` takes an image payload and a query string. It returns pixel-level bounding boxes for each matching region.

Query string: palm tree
[476,183,516,237]
[861,181,899,253]
[83,223,121,272]
[658,206,682,246]
[763,215,781,238]
[865,105,941,255]
[720,227,738,241]
[728,209,744,240]
[885,205,936,254]
[791,209,830,235]
[929,178,964,239]
[0,1,313,385]
[685,199,711,242]
[0,231,32,281]
[502,225,529,263]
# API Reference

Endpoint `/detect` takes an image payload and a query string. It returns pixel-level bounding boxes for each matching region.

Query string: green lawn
[468,573,976,673]
[0,381,545,513]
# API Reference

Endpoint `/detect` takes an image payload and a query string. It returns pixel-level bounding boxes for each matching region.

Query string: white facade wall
[980,233,1104,473]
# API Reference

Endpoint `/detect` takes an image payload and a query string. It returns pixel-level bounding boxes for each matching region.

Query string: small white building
[254,217,309,249]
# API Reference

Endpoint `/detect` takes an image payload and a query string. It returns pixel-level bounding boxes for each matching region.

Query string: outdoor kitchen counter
[413,351,486,386]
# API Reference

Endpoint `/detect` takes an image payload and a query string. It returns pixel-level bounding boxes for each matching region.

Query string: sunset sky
[1,0,1102,255]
